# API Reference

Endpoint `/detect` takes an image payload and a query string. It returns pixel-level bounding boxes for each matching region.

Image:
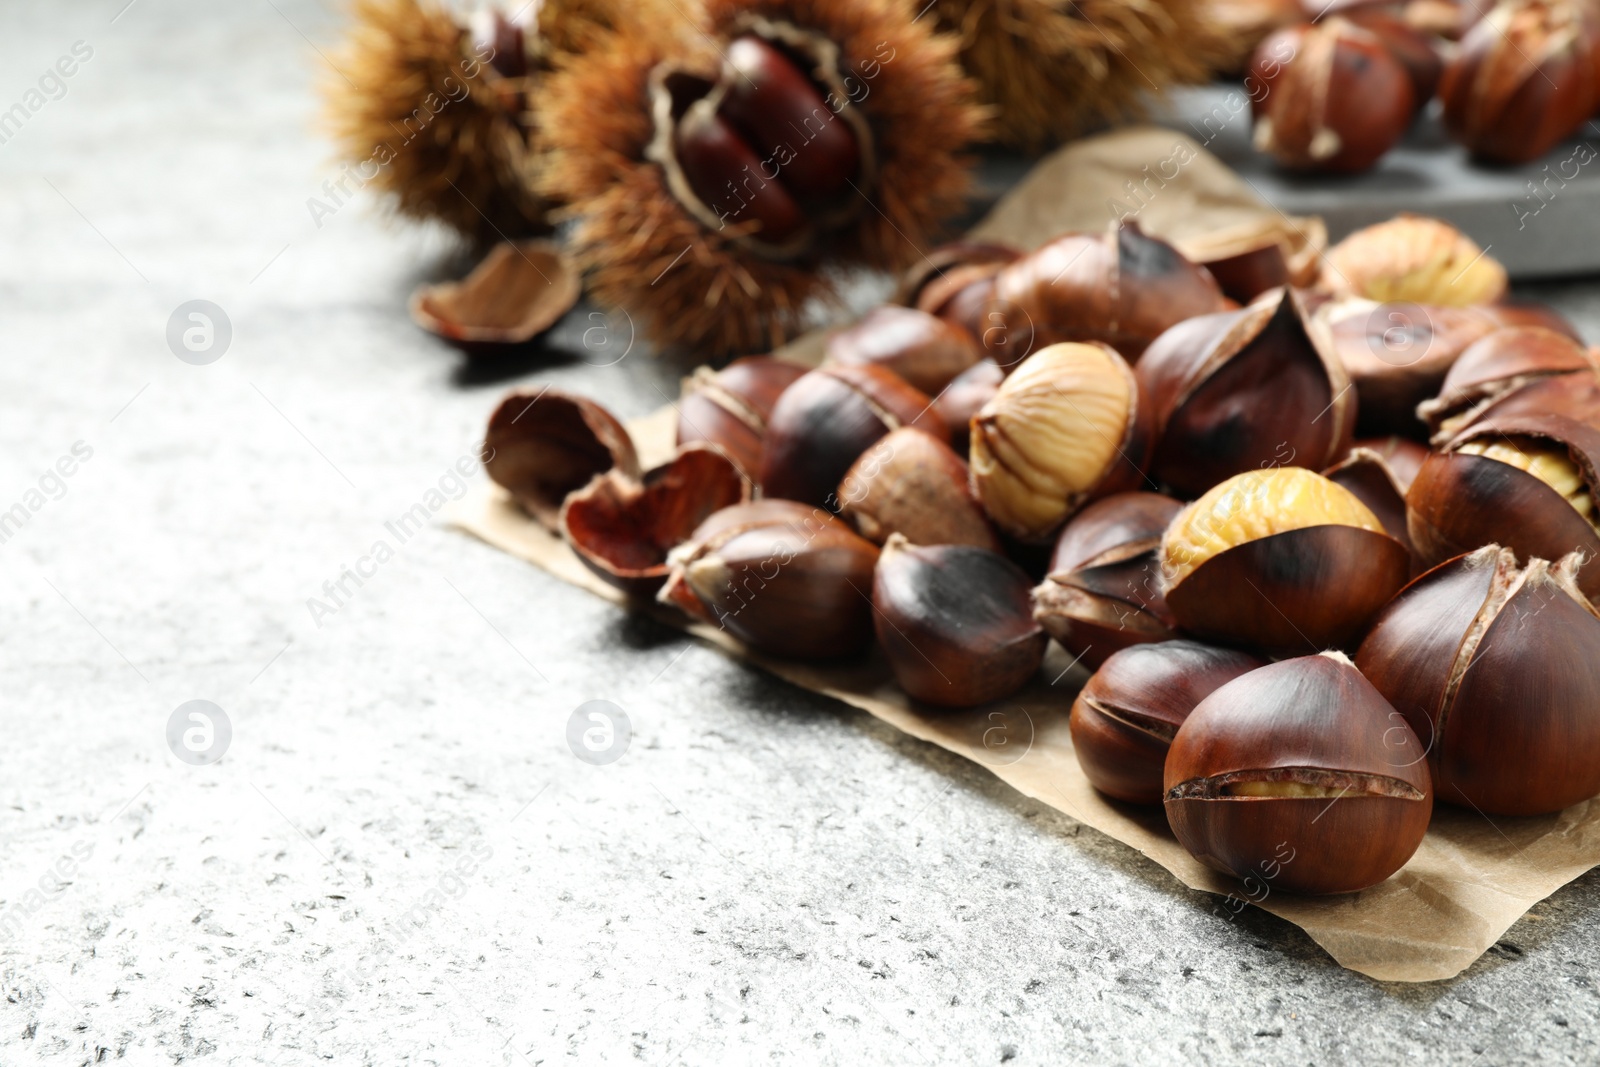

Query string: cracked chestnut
[933,359,1002,457]
[825,305,982,396]
[676,356,808,481]
[1320,216,1507,307]
[1417,326,1597,442]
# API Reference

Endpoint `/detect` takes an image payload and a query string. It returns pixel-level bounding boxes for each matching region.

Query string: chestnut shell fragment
[484,389,641,529]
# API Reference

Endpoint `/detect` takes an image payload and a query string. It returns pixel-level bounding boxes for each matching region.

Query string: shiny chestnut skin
[675,104,807,242]
[1417,326,1596,442]
[1163,652,1433,896]
[872,535,1047,707]
[561,445,748,596]
[676,356,808,480]
[1070,640,1264,804]
[1353,435,1430,491]
[1357,545,1600,815]
[1031,492,1183,670]
[1324,446,1419,564]
[824,305,981,396]
[658,500,880,659]
[934,359,1002,456]
[837,427,998,551]
[1342,5,1445,103]
[484,389,641,529]
[759,364,946,510]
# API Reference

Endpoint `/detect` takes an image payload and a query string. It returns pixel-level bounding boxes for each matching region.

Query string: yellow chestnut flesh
[1456,436,1594,522]
[1322,215,1507,307]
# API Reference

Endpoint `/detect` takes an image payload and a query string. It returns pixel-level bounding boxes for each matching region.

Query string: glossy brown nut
[1440,0,1600,164]
[824,305,981,396]
[1032,492,1183,670]
[1137,288,1354,499]
[1357,545,1600,814]
[760,364,945,509]
[1070,640,1265,804]
[1249,20,1415,173]
[1324,446,1420,565]
[1352,435,1430,491]
[676,356,808,480]
[1163,652,1433,896]
[658,499,880,659]
[1407,412,1600,596]
[561,445,748,595]
[837,427,998,551]
[674,104,806,241]
[1417,326,1597,441]
[484,389,641,529]
[1343,6,1445,103]
[983,224,1226,363]
[872,535,1047,707]
[934,359,1002,456]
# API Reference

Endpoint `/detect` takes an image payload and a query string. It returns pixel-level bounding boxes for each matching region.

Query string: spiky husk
[931,0,1230,151]
[538,0,987,357]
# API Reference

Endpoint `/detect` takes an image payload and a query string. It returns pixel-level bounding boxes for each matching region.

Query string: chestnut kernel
[676,356,808,480]
[1320,215,1507,307]
[484,389,641,529]
[837,427,998,551]
[825,305,982,396]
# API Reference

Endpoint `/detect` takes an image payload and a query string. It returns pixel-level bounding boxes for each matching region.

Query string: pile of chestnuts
[485,213,1600,898]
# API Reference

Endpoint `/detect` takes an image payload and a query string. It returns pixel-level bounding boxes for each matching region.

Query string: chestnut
[676,356,808,480]
[1407,412,1600,596]
[484,389,640,529]
[759,363,946,510]
[1160,467,1411,654]
[1320,215,1507,307]
[1357,545,1600,814]
[900,240,1023,333]
[824,305,982,396]
[969,341,1151,544]
[1248,19,1415,173]
[872,535,1047,707]
[1031,492,1183,670]
[1417,326,1597,442]
[561,445,748,595]
[658,499,880,659]
[1352,435,1430,491]
[982,223,1226,363]
[1163,652,1433,896]
[1179,216,1327,304]
[933,359,1002,456]
[836,427,998,551]
[1136,287,1353,499]
[1341,5,1445,104]
[674,102,808,243]
[1323,446,1418,562]
[1070,640,1265,805]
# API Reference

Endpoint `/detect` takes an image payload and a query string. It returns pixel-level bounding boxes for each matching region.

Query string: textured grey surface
[2,2,1600,1064]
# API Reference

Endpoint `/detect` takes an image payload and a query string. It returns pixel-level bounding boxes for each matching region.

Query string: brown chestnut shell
[1417,326,1597,442]
[484,389,641,529]
[824,305,982,396]
[1324,447,1419,565]
[837,427,998,551]
[676,356,809,480]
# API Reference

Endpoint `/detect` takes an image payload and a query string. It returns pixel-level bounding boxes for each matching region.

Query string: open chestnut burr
[1320,216,1507,307]
[969,342,1151,544]
[1163,652,1433,896]
[1136,287,1354,499]
[1357,545,1600,815]
[760,364,946,510]
[1070,640,1265,805]
[1416,326,1597,442]
[1407,413,1600,597]
[484,389,640,529]
[836,427,998,551]
[980,224,1226,364]
[562,445,748,595]
[1160,467,1411,654]
[676,356,808,481]
[872,535,1047,708]
[658,499,880,659]
[1031,492,1183,670]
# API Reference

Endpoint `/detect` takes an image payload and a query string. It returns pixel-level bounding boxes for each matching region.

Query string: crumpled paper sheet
[446,128,1600,982]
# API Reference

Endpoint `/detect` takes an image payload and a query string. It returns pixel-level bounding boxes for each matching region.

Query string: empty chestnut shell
[658,500,880,659]
[872,535,1047,707]
[1164,651,1433,896]
[1031,492,1183,670]
[409,239,581,351]
[484,389,641,529]
[1417,326,1597,442]
[824,305,981,396]
[1357,545,1600,815]
[933,359,1002,456]
[676,356,809,480]
[837,427,998,551]
[1070,640,1265,804]
[1161,467,1411,654]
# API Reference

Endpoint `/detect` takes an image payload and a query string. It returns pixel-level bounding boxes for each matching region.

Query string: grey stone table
[2,2,1599,1064]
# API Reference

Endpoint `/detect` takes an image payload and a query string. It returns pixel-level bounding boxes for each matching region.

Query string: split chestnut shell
[484,389,640,529]
[676,356,809,480]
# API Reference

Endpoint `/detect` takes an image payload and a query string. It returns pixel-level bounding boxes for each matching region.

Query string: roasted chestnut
[760,363,946,510]
[484,389,640,529]
[1070,640,1264,804]
[900,241,1023,343]
[1417,326,1597,442]
[1352,435,1430,490]
[561,445,748,595]
[1136,288,1353,499]
[837,427,998,551]
[1164,652,1433,896]
[1342,5,1445,103]
[969,342,1151,544]
[1031,492,1183,670]
[677,356,809,480]
[824,305,982,396]
[1324,446,1418,562]
[872,535,1047,707]
[1357,545,1600,814]
[658,499,880,659]
[1320,215,1507,307]
[1161,467,1411,654]
[1179,216,1327,305]
[933,359,1002,456]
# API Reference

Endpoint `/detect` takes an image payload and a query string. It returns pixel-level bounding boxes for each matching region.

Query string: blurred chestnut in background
[901,241,1023,343]
[1032,492,1183,670]
[837,427,998,551]
[872,535,1047,707]
[1164,652,1433,895]
[970,342,1151,544]
[1341,5,1445,104]
[1357,545,1600,814]
[934,359,1003,456]
[1321,216,1507,307]
[1137,288,1353,499]
[1417,326,1597,441]
[824,305,981,396]
[677,356,808,480]
[484,389,640,529]
[1161,467,1410,654]
[759,364,945,510]
[659,500,880,659]
[1179,216,1327,304]
[1070,640,1264,804]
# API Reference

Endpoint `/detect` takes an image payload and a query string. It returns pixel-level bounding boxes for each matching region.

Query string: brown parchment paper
[445,129,1600,982]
